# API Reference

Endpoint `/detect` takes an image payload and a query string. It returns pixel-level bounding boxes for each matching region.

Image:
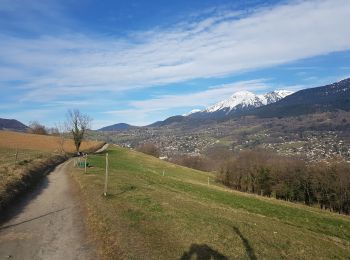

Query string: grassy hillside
[71,146,350,259]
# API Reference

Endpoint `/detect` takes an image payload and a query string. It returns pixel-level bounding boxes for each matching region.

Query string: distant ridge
[0,118,28,131]
[100,78,350,130]
[148,89,293,127]
[251,78,350,118]
[98,123,136,131]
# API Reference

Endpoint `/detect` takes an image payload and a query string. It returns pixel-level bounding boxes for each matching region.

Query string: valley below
[92,111,350,163]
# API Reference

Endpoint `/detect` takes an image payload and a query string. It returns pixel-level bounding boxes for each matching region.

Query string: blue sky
[0,0,350,129]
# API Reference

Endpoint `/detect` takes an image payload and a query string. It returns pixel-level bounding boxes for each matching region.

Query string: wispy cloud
[129,80,270,111]
[1,0,350,103]
[103,79,277,125]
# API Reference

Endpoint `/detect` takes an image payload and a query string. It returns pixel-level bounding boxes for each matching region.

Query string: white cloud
[103,79,272,125]
[128,79,270,112]
[1,0,350,102]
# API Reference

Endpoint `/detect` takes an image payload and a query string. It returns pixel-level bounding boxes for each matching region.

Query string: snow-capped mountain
[189,90,293,116]
[182,109,202,116]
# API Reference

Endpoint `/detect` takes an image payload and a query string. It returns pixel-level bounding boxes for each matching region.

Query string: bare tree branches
[66,109,92,153]
[28,121,47,135]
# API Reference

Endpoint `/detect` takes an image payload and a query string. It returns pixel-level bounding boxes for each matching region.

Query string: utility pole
[104,153,109,196]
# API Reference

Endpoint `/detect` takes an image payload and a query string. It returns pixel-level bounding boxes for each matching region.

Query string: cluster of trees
[170,154,213,172]
[170,145,233,172]
[28,121,48,135]
[218,150,350,214]
[26,110,92,153]
[136,143,160,158]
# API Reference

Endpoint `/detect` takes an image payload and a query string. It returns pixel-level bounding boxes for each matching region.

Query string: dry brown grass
[0,130,103,153]
[0,154,67,211]
[0,130,105,212]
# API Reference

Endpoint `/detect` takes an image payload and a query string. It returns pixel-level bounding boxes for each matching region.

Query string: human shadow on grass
[180,243,228,260]
[103,185,137,198]
[233,226,257,260]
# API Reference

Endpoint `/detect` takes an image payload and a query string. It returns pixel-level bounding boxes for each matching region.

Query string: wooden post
[163,170,165,176]
[208,177,210,186]
[15,148,18,166]
[84,155,87,173]
[104,153,109,196]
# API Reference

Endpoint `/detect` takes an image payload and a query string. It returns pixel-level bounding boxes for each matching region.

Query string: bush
[170,155,214,172]
[28,121,48,135]
[136,143,160,158]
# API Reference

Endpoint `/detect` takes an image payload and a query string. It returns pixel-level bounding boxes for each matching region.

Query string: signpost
[104,153,109,196]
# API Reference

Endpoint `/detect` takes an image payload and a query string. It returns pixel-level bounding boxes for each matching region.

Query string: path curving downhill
[0,160,96,259]
[94,143,109,154]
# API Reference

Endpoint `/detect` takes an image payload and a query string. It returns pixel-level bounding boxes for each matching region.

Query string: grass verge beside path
[0,148,67,211]
[71,145,350,259]
[0,131,105,213]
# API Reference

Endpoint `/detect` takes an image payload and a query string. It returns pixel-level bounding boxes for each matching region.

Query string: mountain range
[251,78,350,117]
[146,89,293,128]
[186,90,293,119]
[99,78,350,130]
[0,118,28,131]
[99,123,136,131]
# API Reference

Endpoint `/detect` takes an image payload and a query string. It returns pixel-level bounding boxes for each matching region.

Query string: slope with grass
[71,146,350,259]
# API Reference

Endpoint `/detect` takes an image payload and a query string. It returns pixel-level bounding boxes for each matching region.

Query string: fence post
[104,153,109,196]
[84,155,87,173]
[14,148,18,166]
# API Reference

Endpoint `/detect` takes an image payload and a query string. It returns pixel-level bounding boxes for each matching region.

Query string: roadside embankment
[0,154,67,212]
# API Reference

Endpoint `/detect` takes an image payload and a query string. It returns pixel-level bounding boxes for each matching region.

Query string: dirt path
[0,160,96,259]
[94,143,109,154]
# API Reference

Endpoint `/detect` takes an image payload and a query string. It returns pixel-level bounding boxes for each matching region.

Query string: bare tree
[136,143,160,158]
[28,121,47,135]
[66,109,92,153]
[54,122,67,154]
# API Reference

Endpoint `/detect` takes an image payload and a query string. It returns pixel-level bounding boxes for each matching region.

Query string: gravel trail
[0,160,96,259]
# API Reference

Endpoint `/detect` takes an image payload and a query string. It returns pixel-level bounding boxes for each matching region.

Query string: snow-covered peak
[263,90,294,104]
[205,91,263,113]
[182,89,294,116]
[182,109,201,116]
[201,89,293,115]
[272,90,294,97]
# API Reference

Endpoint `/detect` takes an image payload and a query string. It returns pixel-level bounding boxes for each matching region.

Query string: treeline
[170,146,232,172]
[136,143,160,158]
[218,150,350,214]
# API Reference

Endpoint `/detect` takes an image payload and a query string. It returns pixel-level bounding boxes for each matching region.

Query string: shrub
[136,143,160,158]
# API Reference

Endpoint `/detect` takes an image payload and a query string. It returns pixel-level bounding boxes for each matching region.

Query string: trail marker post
[84,155,87,173]
[14,148,18,166]
[104,153,109,196]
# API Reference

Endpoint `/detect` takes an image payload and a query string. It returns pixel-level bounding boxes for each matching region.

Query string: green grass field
[71,145,350,259]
